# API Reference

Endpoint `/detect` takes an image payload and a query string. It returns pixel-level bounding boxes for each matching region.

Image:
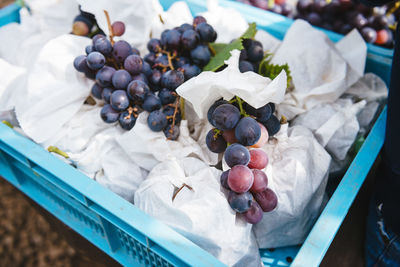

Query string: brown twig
[172,183,193,201]
[169,96,180,134]
[104,10,115,45]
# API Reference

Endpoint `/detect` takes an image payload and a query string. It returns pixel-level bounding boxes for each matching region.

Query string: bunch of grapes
[205,97,281,223]
[237,0,294,18]
[238,38,265,73]
[73,14,217,140]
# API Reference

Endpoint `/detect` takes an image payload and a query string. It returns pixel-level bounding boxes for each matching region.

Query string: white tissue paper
[254,124,331,248]
[274,20,366,120]
[0,59,26,112]
[135,157,262,267]
[116,112,218,171]
[291,99,366,161]
[177,49,287,119]
[15,34,93,144]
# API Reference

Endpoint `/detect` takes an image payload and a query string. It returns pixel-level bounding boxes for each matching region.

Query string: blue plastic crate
[0,1,388,266]
[0,2,21,27]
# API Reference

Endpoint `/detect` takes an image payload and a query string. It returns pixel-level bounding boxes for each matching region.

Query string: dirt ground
[0,0,14,9]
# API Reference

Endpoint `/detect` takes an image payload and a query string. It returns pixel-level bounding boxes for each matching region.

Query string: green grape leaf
[203,23,257,72]
[258,53,292,88]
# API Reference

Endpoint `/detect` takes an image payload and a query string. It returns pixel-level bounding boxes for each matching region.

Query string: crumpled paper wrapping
[135,157,262,267]
[254,124,331,248]
[274,20,366,120]
[177,49,287,119]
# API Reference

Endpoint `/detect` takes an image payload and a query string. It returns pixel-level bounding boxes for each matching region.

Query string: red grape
[112,21,125,36]
[253,188,278,212]
[375,29,391,45]
[248,149,268,170]
[222,129,238,144]
[243,201,263,224]
[72,21,89,36]
[251,123,269,148]
[250,170,268,193]
[228,165,254,193]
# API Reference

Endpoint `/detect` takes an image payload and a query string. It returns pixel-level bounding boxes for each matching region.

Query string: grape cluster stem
[103,10,115,45]
[172,183,193,201]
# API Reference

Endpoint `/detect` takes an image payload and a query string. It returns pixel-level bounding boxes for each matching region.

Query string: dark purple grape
[262,115,281,136]
[243,201,263,224]
[147,110,168,132]
[174,56,191,68]
[297,0,312,14]
[370,14,389,29]
[220,170,230,190]
[163,106,181,124]
[306,12,322,26]
[119,110,136,130]
[102,87,114,103]
[247,42,264,62]
[132,73,149,85]
[242,39,254,50]
[339,23,353,34]
[235,117,261,146]
[124,55,143,75]
[181,29,200,50]
[110,90,129,111]
[356,4,373,17]
[239,61,254,73]
[339,0,353,11]
[142,61,152,77]
[253,188,278,212]
[112,40,133,64]
[111,70,132,90]
[100,104,120,123]
[212,104,240,131]
[94,37,112,56]
[312,0,327,13]
[96,66,116,87]
[85,45,95,55]
[147,38,161,53]
[281,3,293,16]
[144,53,156,65]
[154,54,169,67]
[165,29,181,50]
[244,103,272,123]
[361,27,377,43]
[224,143,250,167]
[228,191,253,213]
[195,23,217,42]
[163,125,180,140]
[149,69,162,86]
[86,52,105,70]
[193,15,207,26]
[127,80,149,102]
[161,70,185,90]
[207,99,228,126]
[351,13,368,29]
[181,64,201,80]
[143,94,162,112]
[92,34,105,45]
[131,47,140,56]
[206,129,227,153]
[91,83,103,99]
[179,23,193,32]
[158,88,176,105]
[111,21,125,36]
[73,55,90,73]
[324,0,341,15]
[160,29,170,47]
[239,49,248,61]
[190,45,211,66]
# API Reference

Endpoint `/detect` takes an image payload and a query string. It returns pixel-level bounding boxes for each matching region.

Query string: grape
[100,104,120,123]
[361,27,377,43]
[160,29,170,47]
[251,123,269,148]
[222,129,238,144]
[252,0,268,9]
[247,42,264,62]
[72,21,89,36]
[235,117,261,146]
[324,0,341,15]
[206,129,227,153]
[228,165,254,193]
[91,83,103,99]
[196,23,217,42]
[351,13,368,29]
[190,45,211,66]
[94,37,113,56]
[224,143,250,167]
[163,106,181,124]
[131,47,140,56]
[181,64,201,80]
[239,61,254,73]
[312,0,327,14]
[147,38,161,53]
[149,69,162,86]
[132,73,149,85]
[269,103,275,113]
[193,16,207,26]
[147,110,168,132]
[297,0,312,14]
[239,49,248,61]
[253,188,278,212]
[127,80,149,102]
[96,66,116,87]
[92,34,106,45]
[161,70,185,90]
[306,12,322,26]
[207,99,228,126]
[154,54,169,67]
[248,149,268,170]
[112,70,132,90]
[110,90,129,111]
[102,87,114,103]
[112,21,125,36]
[262,115,281,136]
[245,103,272,123]
[182,29,200,50]
[281,3,293,16]
[339,24,352,35]
[142,62,152,77]
[85,45,95,55]
[179,23,194,32]
[73,55,90,73]
[250,169,268,193]
[158,88,176,105]
[124,55,143,75]
[143,94,162,112]
[119,110,136,130]
[220,170,230,190]
[242,39,254,50]
[228,191,253,213]
[212,104,240,131]
[165,29,181,50]
[268,5,282,15]
[164,125,180,140]
[112,40,133,64]
[174,56,191,68]
[376,29,391,45]
[243,201,263,224]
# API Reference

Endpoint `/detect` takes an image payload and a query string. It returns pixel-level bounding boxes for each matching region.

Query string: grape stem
[208,44,216,56]
[1,120,13,128]
[166,51,175,70]
[126,106,138,119]
[103,10,115,45]
[387,2,400,17]
[47,146,69,159]
[169,96,180,135]
[213,128,222,139]
[172,183,193,201]
[235,96,248,117]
